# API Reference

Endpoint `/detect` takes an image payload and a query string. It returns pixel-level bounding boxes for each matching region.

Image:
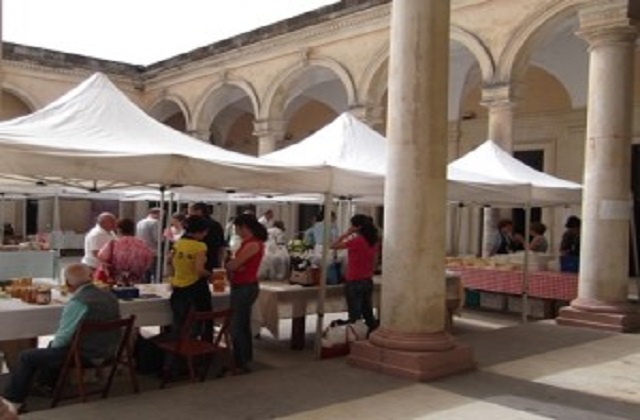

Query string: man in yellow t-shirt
[169,216,212,340]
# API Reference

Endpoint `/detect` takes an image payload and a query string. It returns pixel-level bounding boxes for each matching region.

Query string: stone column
[253,119,286,156]
[480,85,516,256]
[349,0,474,381]
[557,1,640,332]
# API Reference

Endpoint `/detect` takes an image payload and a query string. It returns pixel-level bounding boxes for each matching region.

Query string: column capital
[480,83,518,109]
[252,118,287,138]
[348,104,386,130]
[578,0,639,47]
[253,119,286,156]
[186,129,210,142]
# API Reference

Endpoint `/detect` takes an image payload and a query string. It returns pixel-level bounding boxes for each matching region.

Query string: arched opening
[265,64,353,149]
[148,99,188,132]
[197,84,258,155]
[279,65,349,148]
[0,90,33,120]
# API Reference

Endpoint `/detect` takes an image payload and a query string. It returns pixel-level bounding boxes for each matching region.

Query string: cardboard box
[479,292,507,311]
[507,296,548,318]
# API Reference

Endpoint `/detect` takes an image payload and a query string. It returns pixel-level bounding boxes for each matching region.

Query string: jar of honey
[211,269,227,293]
[35,288,52,305]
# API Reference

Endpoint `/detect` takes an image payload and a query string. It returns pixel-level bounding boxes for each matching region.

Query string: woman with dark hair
[528,222,548,253]
[169,215,213,340]
[331,214,380,333]
[225,213,267,373]
[560,215,581,272]
[97,218,153,285]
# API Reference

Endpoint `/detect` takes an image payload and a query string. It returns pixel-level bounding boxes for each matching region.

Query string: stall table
[258,273,463,350]
[0,284,230,341]
[449,266,578,317]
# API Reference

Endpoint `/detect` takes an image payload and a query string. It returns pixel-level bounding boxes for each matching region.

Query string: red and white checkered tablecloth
[449,266,578,301]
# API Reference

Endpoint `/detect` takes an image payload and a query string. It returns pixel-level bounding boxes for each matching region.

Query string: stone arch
[359,26,495,124]
[1,82,39,112]
[261,56,356,120]
[147,94,191,131]
[359,25,495,107]
[496,0,582,84]
[193,77,260,134]
[450,25,495,84]
[193,77,260,155]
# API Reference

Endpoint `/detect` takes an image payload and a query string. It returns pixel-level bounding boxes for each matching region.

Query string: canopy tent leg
[314,192,333,359]
[161,191,175,283]
[522,203,531,323]
[0,194,4,244]
[22,198,28,238]
[631,194,639,303]
[154,187,166,284]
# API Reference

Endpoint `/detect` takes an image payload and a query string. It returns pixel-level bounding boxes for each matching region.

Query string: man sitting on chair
[2,263,121,412]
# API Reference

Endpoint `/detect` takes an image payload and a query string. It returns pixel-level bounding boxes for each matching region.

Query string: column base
[347,328,475,382]
[556,306,640,333]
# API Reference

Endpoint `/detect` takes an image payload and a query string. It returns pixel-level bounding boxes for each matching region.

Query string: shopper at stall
[560,215,581,272]
[169,215,213,340]
[330,214,380,334]
[136,207,162,282]
[98,218,153,285]
[527,222,549,253]
[490,219,523,255]
[82,212,116,270]
[304,211,339,250]
[2,263,120,413]
[188,202,227,270]
[164,212,186,244]
[225,213,267,373]
[560,216,581,256]
[258,209,275,228]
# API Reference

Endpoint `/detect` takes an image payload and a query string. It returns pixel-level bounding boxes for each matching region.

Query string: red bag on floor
[320,321,367,359]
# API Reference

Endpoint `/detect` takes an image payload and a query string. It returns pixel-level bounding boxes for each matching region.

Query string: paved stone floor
[4,308,638,420]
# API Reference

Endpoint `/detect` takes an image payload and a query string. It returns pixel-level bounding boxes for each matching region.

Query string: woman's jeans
[344,278,377,329]
[170,277,213,341]
[230,283,259,369]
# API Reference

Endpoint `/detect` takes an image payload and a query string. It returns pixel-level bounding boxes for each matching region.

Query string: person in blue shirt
[303,211,339,249]
[2,263,120,412]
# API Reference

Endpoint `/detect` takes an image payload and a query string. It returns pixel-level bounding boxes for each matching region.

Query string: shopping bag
[320,320,367,359]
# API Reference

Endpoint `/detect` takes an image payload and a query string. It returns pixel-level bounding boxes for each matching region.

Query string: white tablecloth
[0,283,230,341]
[255,281,381,339]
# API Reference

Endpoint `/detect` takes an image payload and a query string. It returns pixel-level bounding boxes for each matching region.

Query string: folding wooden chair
[51,315,139,407]
[157,308,234,388]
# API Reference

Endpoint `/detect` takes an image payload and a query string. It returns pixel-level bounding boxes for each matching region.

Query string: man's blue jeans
[3,346,69,404]
[230,283,259,369]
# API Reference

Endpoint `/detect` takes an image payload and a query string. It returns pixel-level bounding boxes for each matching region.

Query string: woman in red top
[225,213,267,373]
[331,214,380,333]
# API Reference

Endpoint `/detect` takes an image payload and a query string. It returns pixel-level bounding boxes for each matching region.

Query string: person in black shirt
[188,202,227,270]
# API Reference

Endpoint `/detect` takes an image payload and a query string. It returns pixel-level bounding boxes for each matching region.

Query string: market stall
[446,141,582,320]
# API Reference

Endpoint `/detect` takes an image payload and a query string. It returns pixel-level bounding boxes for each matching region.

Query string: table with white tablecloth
[0,284,230,341]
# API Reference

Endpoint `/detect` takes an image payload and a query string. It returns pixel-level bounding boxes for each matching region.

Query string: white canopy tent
[262,112,387,197]
[447,140,582,206]
[0,73,323,194]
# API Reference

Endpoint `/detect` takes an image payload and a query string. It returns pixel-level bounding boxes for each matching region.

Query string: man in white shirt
[136,208,161,282]
[258,209,274,229]
[81,212,116,269]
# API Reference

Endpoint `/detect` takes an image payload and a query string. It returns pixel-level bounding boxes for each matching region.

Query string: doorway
[631,145,640,276]
[511,149,544,236]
